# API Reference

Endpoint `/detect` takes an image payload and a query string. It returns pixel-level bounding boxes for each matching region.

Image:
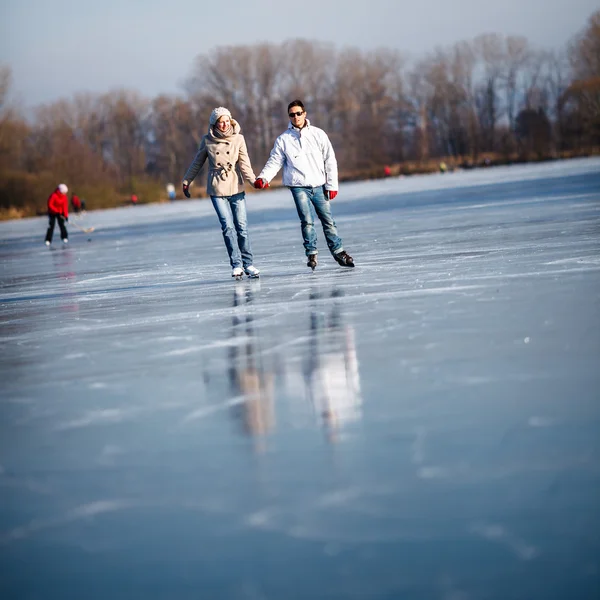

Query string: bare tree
[418,43,477,159]
[503,36,531,129]
[148,95,200,184]
[0,66,26,171]
[0,66,31,189]
[280,39,336,132]
[97,90,149,185]
[564,10,600,149]
[384,52,411,163]
[249,43,286,164]
[474,33,505,151]
[406,64,432,162]
[569,10,600,81]
[0,65,12,112]
[541,49,569,149]
[333,48,399,168]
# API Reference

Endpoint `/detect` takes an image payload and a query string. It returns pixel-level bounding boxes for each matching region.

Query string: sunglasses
[289,111,304,118]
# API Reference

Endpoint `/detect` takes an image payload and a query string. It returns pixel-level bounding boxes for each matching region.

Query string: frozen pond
[1,158,600,599]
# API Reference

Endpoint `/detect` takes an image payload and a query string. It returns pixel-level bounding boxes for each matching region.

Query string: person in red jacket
[45,183,69,246]
[71,193,82,213]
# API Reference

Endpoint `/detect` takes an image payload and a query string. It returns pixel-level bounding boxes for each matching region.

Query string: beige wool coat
[183,120,257,197]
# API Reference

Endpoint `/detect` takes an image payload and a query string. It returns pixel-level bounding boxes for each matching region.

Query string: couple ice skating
[182,100,355,279]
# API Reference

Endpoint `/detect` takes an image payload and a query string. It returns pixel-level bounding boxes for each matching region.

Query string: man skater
[45,183,69,246]
[254,100,354,270]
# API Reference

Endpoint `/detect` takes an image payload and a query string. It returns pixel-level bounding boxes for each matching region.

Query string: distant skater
[45,183,69,246]
[71,193,82,213]
[182,107,260,280]
[254,99,354,271]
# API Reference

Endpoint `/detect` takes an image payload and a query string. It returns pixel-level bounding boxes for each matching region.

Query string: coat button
[216,151,219,154]
[226,151,229,154]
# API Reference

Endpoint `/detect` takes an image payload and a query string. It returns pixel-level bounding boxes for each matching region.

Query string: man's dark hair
[287,99,305,112]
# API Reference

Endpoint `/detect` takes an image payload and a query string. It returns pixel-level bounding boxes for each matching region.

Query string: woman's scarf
[211,123,234,138]
[209,118,239,140]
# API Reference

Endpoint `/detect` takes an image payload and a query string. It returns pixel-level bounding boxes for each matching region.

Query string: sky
[1,0,598,107]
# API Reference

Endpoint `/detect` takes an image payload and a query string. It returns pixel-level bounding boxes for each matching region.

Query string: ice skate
[62,238,68,244]
[45,240,51,247]
[245,265,260,279]
[307,254,318,271]
[333,250,354,268]
[232,266,244,281]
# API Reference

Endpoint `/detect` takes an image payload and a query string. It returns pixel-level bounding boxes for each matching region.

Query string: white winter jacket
[258,120,338,190]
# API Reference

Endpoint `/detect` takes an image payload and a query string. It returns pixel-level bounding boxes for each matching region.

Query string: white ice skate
[245,265,260,278]
[232,266,244,281]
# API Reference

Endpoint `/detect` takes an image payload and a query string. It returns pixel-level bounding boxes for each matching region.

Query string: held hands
[254,178,269,189]
[182,181,191,198]
[326,190,338,200]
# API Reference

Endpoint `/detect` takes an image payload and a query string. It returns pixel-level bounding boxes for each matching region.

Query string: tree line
[1,11,598,218]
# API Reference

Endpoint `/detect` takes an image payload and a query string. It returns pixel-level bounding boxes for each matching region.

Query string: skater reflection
[50,245,79,315]
[304,288,362,442]
[228,283,275,451]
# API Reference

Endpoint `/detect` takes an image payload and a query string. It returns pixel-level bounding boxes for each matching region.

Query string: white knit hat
[58,183,68,194]
[209,107,232,126]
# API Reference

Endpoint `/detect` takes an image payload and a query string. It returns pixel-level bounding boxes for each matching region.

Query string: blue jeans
[290,186,343,256]
[211,192,253,269]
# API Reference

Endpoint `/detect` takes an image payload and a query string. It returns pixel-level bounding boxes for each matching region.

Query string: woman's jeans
[289,186,343,256]
[211,192,253,269]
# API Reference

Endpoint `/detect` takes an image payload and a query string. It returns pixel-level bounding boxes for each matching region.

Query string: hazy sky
[1,0,597,106]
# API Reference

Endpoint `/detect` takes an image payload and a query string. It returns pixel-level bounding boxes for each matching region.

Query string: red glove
[326,190,338,200]
[254,178,269,189]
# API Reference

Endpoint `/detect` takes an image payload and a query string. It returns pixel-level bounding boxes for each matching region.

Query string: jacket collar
[288,118,311,132]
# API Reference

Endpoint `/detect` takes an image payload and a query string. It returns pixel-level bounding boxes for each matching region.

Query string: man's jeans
[211,192,253,269]
[290,186,343,256]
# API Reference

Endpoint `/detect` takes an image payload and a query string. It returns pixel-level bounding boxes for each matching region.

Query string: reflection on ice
[228,282,275,447]
[302,289,362,442]
[197,282,365,448]
[221,281,362,450]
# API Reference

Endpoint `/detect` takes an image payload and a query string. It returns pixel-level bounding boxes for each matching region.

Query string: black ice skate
[333,250,354,268]
[307,254,318,271]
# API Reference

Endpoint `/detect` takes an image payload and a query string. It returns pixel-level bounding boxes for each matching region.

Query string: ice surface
[1,158,600,599]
